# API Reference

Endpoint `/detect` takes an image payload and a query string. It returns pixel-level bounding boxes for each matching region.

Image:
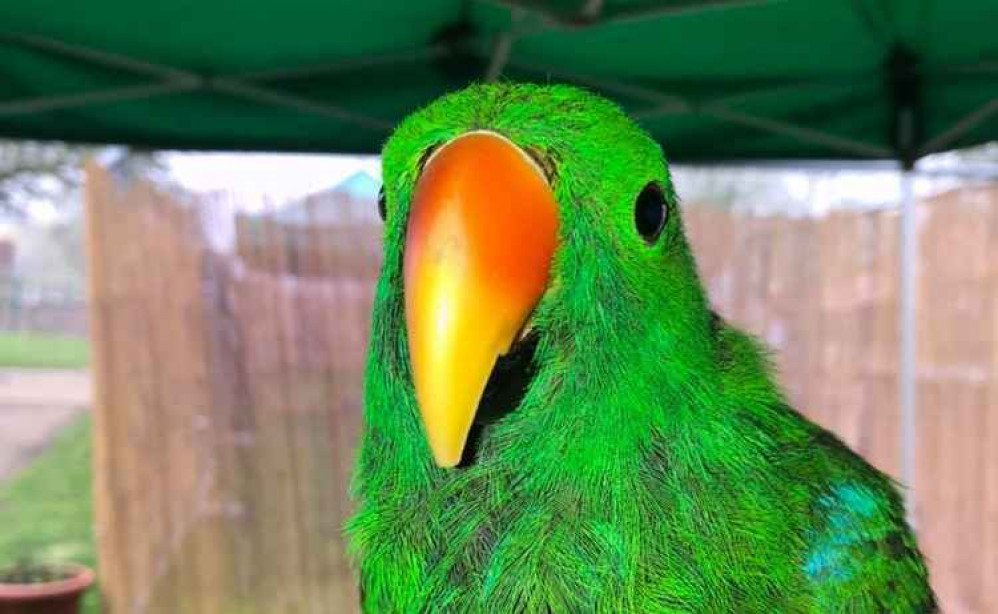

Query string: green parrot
[348,83,935,613]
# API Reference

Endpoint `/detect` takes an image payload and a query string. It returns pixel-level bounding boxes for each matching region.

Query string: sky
[1,147,980,237]
[161,150,971,218]
[165,152,382,210]
[0,152,382,234]
[161,151,906,214]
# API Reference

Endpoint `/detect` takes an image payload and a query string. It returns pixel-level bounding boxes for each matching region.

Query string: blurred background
[2,143,995,613]
[1,1,996,613]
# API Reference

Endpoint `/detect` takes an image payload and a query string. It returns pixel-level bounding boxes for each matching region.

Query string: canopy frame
[0,31,394,133]
[3,0,996,161]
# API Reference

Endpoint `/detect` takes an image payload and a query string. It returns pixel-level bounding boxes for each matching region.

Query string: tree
[0,140,177,221]
[0,140,89,219]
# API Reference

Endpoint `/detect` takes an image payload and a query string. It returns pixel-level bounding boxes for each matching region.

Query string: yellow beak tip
[427,431,468,468]
[434,453,461,469]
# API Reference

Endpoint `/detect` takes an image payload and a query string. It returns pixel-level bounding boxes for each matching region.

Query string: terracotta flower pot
[0,564,94,614]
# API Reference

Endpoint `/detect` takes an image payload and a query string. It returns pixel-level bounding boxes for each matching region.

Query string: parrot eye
[634,182,668,244]
[377,186,386,221]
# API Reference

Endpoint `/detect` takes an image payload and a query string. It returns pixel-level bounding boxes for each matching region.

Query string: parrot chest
[363,479,807,613]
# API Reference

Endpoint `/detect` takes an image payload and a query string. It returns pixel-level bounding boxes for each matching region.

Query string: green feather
[347,83,935,613]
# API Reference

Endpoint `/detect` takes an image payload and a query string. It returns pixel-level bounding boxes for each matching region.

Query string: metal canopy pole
[899,167,917,527]
[889,47,922,528]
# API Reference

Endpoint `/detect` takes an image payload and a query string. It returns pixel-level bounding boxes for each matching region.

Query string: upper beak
[404,131,559,467]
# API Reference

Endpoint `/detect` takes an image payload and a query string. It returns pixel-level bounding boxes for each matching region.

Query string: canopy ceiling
[1,0,995,163]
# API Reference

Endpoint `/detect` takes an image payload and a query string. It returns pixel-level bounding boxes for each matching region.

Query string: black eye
[377,185,386,221]
[634,182,668,244]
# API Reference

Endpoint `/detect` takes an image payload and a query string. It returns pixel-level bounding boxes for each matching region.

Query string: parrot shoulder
[709,313,937,611]
[802,477,937,612]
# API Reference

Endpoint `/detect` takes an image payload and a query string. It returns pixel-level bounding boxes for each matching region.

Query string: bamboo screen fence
[86,164,996,613]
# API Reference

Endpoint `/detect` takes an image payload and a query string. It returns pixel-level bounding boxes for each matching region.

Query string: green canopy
[1,0,995,163]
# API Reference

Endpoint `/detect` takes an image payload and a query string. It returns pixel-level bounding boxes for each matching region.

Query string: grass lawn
[0,415,99,613]
[0,332,90,369]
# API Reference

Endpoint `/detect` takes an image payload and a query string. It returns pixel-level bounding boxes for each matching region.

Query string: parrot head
[373,83,712,469]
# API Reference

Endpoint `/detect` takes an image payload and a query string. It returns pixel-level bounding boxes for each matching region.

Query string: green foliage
[0,416,98,613]
[0,332,89,369]
[0,558,75,584]
[349,84,935,612]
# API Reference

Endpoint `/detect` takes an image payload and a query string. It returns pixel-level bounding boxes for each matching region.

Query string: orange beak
[404,131,559,467]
